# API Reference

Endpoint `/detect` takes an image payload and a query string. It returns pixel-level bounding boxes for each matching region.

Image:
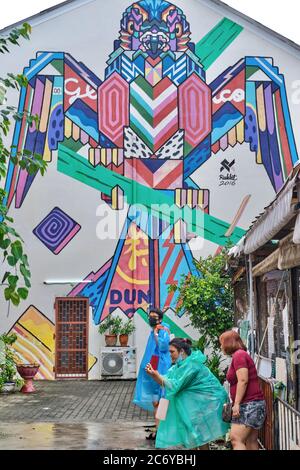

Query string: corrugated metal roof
[246,163,300,236]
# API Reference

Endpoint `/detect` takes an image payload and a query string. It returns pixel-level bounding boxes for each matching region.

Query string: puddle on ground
[0,422,154,450]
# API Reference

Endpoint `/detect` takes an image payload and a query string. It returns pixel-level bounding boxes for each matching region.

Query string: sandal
[145,432,157,440]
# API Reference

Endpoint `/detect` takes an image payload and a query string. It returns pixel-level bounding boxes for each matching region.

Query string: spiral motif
[33,207,81,254]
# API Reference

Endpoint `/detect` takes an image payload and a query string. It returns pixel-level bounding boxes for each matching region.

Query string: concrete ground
[0,380,155,450]
[0,380,152,423]
[0,422,155,450]
[0,380,228,450]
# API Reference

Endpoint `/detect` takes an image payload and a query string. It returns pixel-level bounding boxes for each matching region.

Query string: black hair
[170,337,192,356]
[149,307,164,320]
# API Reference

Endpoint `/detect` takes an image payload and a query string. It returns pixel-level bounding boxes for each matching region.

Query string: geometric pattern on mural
[210,56,297,191]
[99,72,129,147]
[124,158,183,189]
[70,221,150,323]
[130,75,178,153]
[9,305,55,380]
[3,0,299,326]
[124,127,184,160]
[179,73,212,150]
[9,305,97,379]
[68,218,197,324]
[33,207,81,255]
[158,224,198,316]
[57,144,243,244]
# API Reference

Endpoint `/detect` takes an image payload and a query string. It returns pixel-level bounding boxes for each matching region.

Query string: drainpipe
[248,254,255,358]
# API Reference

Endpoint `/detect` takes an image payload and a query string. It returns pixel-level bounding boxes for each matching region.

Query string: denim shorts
[231,400,266,430]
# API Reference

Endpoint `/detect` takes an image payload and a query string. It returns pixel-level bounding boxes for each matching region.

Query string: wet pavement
[0,380,152,423]
[0,422,155,450]
[0,380,228,450]
[0,380,154,450]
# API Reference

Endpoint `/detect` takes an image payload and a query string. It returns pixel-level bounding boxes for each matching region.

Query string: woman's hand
[145,363,163,385]
[145,363,155,376]
[232,403,240,418]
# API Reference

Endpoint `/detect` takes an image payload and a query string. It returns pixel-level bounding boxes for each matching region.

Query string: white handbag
[155,397,169,421]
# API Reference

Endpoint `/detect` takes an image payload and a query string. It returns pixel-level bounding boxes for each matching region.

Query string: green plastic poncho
[156,350,230,449]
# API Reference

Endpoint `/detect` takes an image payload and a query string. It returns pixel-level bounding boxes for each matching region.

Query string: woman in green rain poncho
[145,337,230,449]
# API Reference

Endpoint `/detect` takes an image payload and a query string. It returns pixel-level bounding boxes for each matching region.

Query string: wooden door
[55,297,89,379]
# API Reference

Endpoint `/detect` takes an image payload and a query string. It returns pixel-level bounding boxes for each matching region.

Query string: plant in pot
[119,320,135,347]
[98,316,122,347]
[0,333,24,393]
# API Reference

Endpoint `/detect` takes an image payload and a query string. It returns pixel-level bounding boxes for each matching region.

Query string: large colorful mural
[2,0,299,339]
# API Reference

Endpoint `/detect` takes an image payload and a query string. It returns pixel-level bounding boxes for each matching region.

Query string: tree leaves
[20,263,31,279]
[169,247,234,353]
[4,287,21,306]
[17,288,28,300]
[0,23,31,54]
[11,240,23,260]
[0,238,10,249]
[7,255,17,266]
[7,275,18,288]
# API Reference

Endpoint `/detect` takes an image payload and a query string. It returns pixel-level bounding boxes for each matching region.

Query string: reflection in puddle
[0,422,154,450]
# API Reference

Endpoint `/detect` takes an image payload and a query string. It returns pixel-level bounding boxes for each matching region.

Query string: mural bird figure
[4,0,298,323]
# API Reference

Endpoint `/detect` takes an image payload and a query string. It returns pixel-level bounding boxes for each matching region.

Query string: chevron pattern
[163,54,188,86]
[162,53,204,86]
[124,158,183,189]
[130,75,178,153]
[106,52,145,83]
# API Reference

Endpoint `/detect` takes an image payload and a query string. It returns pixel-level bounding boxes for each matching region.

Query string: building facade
[0,0,300,380]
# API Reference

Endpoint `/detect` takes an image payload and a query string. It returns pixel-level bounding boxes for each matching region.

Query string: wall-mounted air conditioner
[100,347,136,379]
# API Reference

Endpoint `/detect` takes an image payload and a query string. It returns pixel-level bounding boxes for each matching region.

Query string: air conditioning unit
[100,347,136,379]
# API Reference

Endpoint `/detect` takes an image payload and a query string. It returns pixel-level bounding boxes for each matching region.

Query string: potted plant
[119,319,135,347]
[98,316,122,347]
[0,333,23,393]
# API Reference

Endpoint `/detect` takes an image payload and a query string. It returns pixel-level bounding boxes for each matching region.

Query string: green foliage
[191,335,207,353]
[0,23,31,54]
[98,317,135,336]
[192,334,228,384]
[98,316,123,335]
[119,319,136,335]
[205,353,227,384]
[109,317,123,335]
[171,247,234,350]
[0,333,23,391]
[0,332,17,345]
[0,24,47,308]
[170,247,234,383]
